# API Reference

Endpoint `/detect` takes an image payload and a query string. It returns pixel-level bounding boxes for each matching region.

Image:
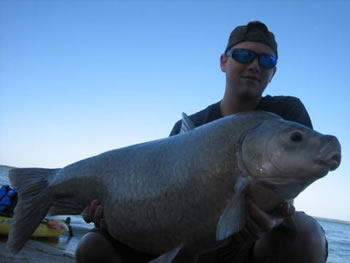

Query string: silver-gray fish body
[7,111,341,257]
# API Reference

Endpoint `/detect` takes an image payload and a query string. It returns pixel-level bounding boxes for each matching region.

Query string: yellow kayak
[0,215,70,238]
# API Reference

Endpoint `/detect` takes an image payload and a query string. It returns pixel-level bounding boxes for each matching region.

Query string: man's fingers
[94,205,103,228]
[244,220,263,241]
[271,202,295,217]
[82,206,91,223]
[248,199,283,232]
[89,200,99,216]
[81,199,100,223]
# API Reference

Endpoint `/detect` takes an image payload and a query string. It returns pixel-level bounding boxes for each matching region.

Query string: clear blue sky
[1,0,349,221]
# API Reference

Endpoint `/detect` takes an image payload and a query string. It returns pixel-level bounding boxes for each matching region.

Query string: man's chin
[238,92,261,101]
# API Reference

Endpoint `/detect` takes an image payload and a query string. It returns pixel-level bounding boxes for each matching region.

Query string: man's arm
[284,97,313,129]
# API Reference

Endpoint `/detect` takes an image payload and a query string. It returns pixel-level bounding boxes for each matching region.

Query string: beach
[0,235,75,263]
[0,214,91,262]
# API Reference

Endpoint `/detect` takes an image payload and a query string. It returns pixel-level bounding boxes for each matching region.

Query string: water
[1,166,349,262]
[317,218,350,263]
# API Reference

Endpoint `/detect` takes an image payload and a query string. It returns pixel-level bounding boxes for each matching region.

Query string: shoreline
[315,216,350,225]
[0,165,15,170]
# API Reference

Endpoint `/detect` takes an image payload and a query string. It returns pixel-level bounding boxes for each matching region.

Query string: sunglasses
[225,48,277,69]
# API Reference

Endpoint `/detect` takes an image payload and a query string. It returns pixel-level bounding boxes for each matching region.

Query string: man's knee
[288,212,328,261]
[75,233,105,263]
[253,212,328,263]
[75,232,123,263]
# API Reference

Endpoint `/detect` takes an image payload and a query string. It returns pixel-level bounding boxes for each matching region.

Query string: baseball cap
[225,21,278,56]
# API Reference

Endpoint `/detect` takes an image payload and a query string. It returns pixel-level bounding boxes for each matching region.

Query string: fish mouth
[315,151,341,171]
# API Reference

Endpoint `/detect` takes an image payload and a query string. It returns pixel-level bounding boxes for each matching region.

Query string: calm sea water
[1,166,349,262]
[317,218,350,263]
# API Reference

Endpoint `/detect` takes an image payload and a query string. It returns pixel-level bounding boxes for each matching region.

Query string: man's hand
[81,200,106,229]
[242,198,295,241]
[217,196,295,262]
[239,178,295,242]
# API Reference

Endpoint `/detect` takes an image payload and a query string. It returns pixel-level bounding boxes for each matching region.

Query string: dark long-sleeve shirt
[170,95,312,136]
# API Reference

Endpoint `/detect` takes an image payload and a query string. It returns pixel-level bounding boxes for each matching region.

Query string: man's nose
[247,57,260,72]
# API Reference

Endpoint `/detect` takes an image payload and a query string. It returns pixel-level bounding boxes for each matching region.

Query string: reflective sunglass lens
[229,49,277,68]
[259,55,277,68]
[233,49,255,63]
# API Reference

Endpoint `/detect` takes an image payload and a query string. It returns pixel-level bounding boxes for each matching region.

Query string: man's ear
[269,67,277,83]
[220,54,228,72]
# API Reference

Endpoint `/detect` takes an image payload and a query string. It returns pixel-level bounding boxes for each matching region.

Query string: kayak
[0,184,73,239]
[0,215,71,238]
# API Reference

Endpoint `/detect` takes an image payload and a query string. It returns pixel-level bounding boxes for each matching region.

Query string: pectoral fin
[147,244,184,263]
[216,177,249,241]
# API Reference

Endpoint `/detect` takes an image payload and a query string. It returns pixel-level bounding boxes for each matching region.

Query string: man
[76,21,328,263]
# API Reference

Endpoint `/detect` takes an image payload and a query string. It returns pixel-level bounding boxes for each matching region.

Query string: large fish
[6,111,341,262]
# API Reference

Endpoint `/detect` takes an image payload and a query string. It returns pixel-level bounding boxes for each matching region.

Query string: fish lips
[314,135,341,171]
[315,151,341,171]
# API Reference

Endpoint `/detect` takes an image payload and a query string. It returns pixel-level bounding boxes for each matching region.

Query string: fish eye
[290,131,303,142]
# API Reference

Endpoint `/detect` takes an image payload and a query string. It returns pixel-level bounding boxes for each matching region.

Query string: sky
[0,0,349,221]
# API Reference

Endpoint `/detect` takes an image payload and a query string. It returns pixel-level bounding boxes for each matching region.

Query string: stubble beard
[238,92,258,101]
[233,78,264,102]
[236,87,262,102]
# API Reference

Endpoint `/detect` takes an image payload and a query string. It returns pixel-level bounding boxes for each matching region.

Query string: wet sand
[0,225,91,263]
[0,237,75,263]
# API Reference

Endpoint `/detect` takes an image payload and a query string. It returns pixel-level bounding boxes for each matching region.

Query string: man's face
[220,41,277,101]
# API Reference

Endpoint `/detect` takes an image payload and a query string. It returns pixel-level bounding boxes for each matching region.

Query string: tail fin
[6,168,59,253]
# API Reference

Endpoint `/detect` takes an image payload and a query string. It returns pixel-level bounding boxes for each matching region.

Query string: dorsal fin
[180,112,195,134]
